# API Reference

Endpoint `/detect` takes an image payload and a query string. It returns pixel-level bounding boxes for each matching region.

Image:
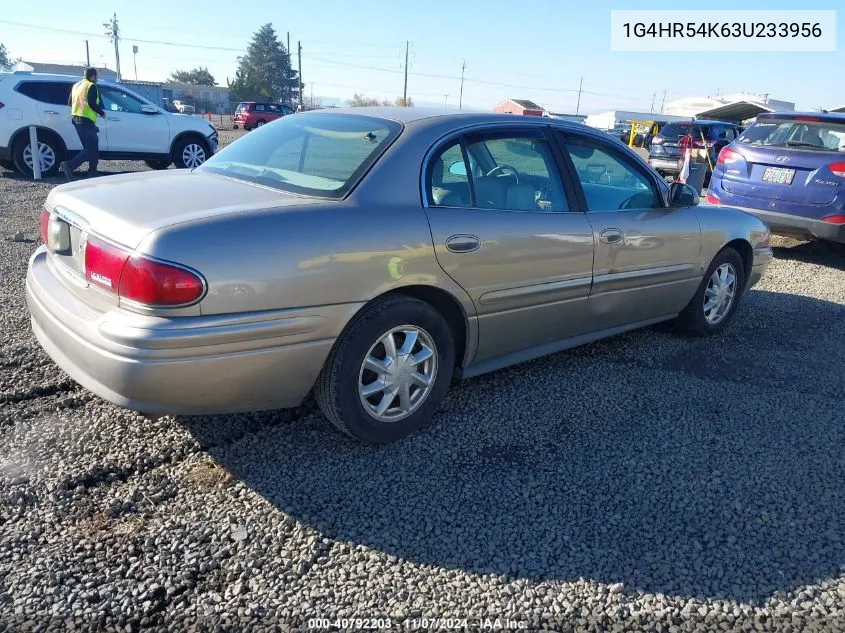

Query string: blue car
[707,112,845,244]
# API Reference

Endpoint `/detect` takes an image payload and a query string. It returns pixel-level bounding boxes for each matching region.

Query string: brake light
[717,147,741,165]
[828,161,845,177]
[706,193,721,205]
[40,208,50,244]
[84,235,205,306]
[822,215,845,224]
[794,116,821,122]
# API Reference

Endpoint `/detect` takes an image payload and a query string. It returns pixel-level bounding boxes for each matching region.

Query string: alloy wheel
[182,144,206,168]
[23,142,56,174]
[703,263,737,325]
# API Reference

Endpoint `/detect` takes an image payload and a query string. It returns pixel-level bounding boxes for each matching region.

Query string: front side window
[565,138,662,211]
[198,113,401,198]
[99,87,146,114]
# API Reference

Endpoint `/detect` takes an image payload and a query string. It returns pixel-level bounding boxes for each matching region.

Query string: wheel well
[723,238,752,280]
[10,126,68,157]
[384,285,469,368]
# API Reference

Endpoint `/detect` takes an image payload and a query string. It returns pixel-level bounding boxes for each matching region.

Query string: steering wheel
[486,164,519,184]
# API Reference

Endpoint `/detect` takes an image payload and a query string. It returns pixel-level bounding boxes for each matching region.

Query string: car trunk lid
[43,170,321,281]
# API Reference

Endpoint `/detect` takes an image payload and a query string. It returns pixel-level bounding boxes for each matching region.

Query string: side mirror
[669,181,700,207]
[448,160,467,177]
[140,104,159,114]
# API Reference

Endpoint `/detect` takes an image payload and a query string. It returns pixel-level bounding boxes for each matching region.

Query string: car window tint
[428,142,471,208]
[464,135,568,212]
[99,87,145,114]
[566,138,662,211]
[16,81,73,106]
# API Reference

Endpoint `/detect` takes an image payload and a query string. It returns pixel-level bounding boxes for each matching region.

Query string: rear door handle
[44,110,59,115]
[599,228,625,244]
[445,234,481,253]
[108,117,121,122]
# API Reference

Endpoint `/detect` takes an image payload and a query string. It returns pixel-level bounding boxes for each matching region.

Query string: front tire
[315,296,455,444]
[171,137,209,169]
[674,247,745,336]
[12,131,62,178]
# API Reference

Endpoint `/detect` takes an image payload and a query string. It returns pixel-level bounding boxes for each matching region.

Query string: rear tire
[255,119,266,127]
[674,247,745,336]
[315,296,455,444]
[12,131,63,178]
[144,159,171,170]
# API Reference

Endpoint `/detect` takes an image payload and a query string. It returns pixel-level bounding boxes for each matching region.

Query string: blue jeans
[67,120,99,174]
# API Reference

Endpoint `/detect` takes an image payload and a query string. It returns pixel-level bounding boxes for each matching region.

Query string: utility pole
[310,83,313,110]
[660,88,667,113]
[132,45,138,80]
[403,40,409,105]
[85,40,90,66]
[444,94,448,111]
[297,41,303,110]
[650,92,655,113]
[286,32,291,103]
[459,60,466,110]
[103,13,121,81]
[575,76,583,115]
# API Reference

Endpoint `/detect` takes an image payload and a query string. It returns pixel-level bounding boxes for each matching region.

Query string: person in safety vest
[60,68,106,180]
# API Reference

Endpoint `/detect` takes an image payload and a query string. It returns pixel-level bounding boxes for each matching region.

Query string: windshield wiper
[784,141,832,149]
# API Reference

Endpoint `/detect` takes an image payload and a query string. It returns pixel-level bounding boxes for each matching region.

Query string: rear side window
[198,113,402,198]
[16,81,73,105]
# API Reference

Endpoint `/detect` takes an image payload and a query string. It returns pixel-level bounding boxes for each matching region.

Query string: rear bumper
[711,203,845,244]
[649,157,681,173]
[26,247,355,415]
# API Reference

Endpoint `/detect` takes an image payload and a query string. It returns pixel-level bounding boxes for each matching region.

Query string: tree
[347,93,390,107]
[0,44,11,69]
[395,96,414,107]
[227,24,299,104]
[168,66,216,86]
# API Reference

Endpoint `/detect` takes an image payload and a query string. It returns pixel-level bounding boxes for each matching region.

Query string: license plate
[762,166,795,185]
[665,146,679,156]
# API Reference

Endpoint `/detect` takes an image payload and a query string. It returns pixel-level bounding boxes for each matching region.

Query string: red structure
[493,99,544,116]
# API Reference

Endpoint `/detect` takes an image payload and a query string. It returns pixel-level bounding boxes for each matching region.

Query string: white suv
[0,71,218,177]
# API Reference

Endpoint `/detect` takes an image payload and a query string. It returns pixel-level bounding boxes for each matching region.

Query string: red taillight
[40,208,50,244]
[717,147,741,165]
[85,235,129,292]
[828,161,845,178]
[119,256,204,305]
[822,215,845,224]
[794,116,821,122]
[84,235,205,306]
[706,193,720,205]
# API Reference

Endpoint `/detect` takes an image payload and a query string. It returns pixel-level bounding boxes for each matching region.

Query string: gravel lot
[1,130,844,632]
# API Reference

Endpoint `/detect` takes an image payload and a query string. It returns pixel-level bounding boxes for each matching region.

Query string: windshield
[198,112,402,198]
[738,118,845,152]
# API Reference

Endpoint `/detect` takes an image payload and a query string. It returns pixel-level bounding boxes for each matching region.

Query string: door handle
[108,117,121,122]
[445,234,481,253]
[44,110,59,115]
[599,228,625,244]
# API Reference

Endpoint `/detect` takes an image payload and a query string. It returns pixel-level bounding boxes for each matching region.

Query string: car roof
[757,110,845,122]
[295,106,590,129]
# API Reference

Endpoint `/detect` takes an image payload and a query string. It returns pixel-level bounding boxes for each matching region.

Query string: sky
[1,0,843,113]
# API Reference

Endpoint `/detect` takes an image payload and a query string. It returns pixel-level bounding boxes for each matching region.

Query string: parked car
[26,109,772,443]
[0,72,218,176]
[232,101,295,131]
[172,100,195,115]
[648,119,741,182]
[707,111,845,244]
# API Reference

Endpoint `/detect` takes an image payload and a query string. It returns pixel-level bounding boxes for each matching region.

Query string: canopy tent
[694,100,777,123]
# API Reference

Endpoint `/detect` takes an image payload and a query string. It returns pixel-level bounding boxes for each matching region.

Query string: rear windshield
[658,122,712,139]
[235,103,250,113]
[198,112,402,198]
[738,118,845,152]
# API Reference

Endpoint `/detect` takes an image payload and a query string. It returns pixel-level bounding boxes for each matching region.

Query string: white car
[0,71,218,177]
[172,100,195,115]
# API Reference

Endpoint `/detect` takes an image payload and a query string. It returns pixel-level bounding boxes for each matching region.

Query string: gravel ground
[1,132,844,632]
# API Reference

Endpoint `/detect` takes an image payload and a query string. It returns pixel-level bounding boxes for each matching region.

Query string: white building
[584,110,690,131]
[664,93,795,122]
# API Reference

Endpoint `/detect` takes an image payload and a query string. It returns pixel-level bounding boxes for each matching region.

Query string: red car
[232,102,295,131]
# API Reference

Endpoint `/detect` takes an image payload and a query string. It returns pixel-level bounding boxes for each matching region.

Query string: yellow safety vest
[71,79,99,123]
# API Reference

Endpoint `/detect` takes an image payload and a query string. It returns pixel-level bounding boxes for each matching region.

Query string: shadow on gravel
[772,239,845,272]
[179,289,845,605]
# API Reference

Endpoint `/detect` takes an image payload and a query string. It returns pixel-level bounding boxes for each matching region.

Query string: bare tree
[347,93,391,107]
[395,96,414,107]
